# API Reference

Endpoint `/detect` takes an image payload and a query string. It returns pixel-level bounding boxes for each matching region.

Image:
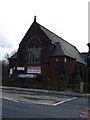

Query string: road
[2,87,89,118]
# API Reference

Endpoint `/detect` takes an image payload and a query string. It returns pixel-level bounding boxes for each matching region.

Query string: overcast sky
[0,0,89,60]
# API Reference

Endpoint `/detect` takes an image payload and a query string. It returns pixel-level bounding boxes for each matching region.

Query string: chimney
[34,16,36,22]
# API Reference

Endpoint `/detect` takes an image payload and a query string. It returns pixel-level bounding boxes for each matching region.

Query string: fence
[2,77,90,94]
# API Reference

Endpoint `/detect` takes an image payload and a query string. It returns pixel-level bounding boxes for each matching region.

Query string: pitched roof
[8,21,86,65]
[39,23,86,64]
[80,52,88,63]
[8,53,17,60]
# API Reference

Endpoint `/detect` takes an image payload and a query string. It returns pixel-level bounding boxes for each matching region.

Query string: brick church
[8,17,90,91]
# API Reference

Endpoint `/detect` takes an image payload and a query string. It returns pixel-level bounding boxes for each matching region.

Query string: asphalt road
[2,91,88,118]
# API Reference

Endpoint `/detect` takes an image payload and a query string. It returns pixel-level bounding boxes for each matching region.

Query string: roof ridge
[38,22,76,47]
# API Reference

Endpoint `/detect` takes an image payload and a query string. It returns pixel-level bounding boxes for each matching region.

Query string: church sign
[18,74,36,78]
[27,66,41,74]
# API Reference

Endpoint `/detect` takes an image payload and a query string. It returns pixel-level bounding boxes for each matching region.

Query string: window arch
[28,36,41,63]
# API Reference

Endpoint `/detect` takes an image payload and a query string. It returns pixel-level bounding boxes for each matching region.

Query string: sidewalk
[1,86,90,97]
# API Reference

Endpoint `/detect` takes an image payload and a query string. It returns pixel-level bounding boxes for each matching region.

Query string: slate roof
[39,23,86,64]
[9,21,86,65]
[80,52,88,63]
[8,53,17,60]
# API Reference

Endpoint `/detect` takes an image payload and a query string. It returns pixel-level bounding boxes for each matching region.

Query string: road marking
[52,97,77,106]
[80,115,82,117]
[1,96,77,106]
[80,112,85,118]
[2,97,20,103]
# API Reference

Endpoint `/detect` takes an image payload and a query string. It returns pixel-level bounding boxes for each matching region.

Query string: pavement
[1,86,78,106]
[1,86,90,97]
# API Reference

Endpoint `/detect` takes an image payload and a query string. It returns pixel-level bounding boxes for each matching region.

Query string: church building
[8,17,89,91]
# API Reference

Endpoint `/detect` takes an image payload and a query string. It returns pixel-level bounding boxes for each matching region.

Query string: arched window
[28,37,41,63]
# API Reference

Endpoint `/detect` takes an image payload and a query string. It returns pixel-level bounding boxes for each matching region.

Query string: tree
[10,50,16,57]
[4,53,9,60]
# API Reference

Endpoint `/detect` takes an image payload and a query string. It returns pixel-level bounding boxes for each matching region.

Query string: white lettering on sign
[27,66,41,74]
[18,74,36,78]
[17,67,25,70]
[10,68,13,74]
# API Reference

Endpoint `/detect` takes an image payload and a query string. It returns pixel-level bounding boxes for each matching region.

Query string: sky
[0,0,89,60]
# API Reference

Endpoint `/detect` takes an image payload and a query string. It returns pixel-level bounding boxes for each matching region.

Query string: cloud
[0,32,12,48]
